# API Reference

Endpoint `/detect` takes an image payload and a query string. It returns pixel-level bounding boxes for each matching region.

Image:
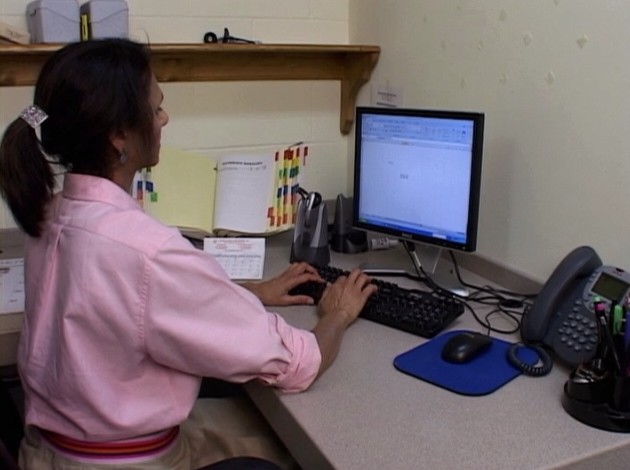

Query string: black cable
[399,241,506,332]
[507,343,553,377]
[456,300,524,335]
[398,243,553,373]
[447,251,536,309]
[400,241,445,294]
[447,250,538,299]
[400,242,540,334]
[483,306,523,335]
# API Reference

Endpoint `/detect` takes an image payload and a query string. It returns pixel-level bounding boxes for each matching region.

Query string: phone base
[562,381,630,433]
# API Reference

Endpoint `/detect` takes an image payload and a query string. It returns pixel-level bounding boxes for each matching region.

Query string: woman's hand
[241,262,324,306]
[317,269,377,327]
[311,269,377,376]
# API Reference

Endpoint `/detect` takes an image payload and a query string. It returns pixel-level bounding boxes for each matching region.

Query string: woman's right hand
[317,269,377,327]
[311,269,377,378]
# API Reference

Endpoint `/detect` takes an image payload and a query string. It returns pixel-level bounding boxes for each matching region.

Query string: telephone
[522,246,630,366]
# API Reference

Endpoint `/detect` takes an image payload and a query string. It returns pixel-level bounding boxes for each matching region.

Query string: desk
[0,229,25,367]
[247,235,630,469]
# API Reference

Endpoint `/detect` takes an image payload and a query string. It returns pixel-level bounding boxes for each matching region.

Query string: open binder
[144,145,307,236]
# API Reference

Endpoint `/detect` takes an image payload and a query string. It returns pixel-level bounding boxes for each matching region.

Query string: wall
[5,1,626,283]
[0,0,350,227]
[350,0,630,281]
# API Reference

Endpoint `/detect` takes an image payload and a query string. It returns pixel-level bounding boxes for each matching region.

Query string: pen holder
[612,375,630,412]
[564,363,610,404]
[562,362,630,432]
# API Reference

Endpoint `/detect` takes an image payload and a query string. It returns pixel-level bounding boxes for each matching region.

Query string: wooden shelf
[0,43,380,134]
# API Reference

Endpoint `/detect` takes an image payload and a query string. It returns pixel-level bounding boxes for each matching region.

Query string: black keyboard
[290,264,465,338]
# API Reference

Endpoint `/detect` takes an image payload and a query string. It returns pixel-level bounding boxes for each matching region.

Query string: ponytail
[0,118,55,237]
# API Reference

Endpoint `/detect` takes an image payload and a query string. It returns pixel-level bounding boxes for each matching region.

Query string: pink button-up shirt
[19,173,321,441]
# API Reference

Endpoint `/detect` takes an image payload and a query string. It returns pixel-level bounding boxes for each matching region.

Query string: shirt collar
[62,173,141,212]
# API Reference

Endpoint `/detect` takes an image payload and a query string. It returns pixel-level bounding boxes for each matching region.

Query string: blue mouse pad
[393,330,540,396]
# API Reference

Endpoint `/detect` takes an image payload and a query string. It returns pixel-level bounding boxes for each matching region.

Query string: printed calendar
[0,258,25,314]
[203,238,265,280]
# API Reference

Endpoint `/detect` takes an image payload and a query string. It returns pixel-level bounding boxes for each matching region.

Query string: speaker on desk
[330,194,367,254]
[290,191,330,266]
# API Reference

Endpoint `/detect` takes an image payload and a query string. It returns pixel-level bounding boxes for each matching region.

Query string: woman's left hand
[242,262,324,306]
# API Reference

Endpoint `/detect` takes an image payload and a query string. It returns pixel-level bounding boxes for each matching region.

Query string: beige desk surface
[247,235,630,470]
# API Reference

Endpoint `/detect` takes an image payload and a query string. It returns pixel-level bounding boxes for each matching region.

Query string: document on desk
[0,258,25,315]
[203,238,265,280]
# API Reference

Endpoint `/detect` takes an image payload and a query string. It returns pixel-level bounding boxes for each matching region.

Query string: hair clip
[19,105,48,129]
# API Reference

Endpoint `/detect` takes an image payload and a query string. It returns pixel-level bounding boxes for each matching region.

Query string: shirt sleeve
[142,235,321,393]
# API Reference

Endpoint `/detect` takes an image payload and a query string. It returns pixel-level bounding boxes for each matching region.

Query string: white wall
[4,1,627,283]
[350,0,630,281]
[0,0,350,226]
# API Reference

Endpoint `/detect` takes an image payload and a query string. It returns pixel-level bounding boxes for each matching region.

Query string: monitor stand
[412,245,470,297]
[360,243,469,297]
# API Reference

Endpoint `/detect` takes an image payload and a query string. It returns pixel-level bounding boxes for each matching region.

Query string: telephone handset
[522,246,630,366]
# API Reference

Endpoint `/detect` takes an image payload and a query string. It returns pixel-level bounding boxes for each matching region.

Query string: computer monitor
[352,106,484,290]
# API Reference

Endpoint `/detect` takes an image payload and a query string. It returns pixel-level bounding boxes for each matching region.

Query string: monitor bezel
[352,106,485,253]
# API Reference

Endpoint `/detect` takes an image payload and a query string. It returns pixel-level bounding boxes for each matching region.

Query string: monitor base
[409,244,470,297]
[359,255,469,297]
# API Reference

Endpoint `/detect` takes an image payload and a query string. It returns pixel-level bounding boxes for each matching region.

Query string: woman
[0,39,376,469]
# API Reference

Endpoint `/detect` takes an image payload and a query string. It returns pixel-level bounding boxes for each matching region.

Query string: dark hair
[0,38,154,237]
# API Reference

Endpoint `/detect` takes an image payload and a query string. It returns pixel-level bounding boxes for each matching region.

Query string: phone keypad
[554,307,599,364]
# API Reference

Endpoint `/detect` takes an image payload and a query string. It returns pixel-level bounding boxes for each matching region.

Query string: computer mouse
[441,332,492,364]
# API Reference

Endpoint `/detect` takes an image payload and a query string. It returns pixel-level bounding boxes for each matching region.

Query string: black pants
[198,377,246,399]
